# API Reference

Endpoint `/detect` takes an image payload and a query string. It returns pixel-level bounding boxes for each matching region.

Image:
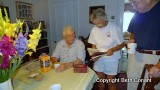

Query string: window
[123,11,134,32]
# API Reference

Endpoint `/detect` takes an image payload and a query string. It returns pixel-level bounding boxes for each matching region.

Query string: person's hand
[106,49,114,56]
[55,63,67,72]
[125,39,135,49]
[50,57,58,64]
[149,66,160,78]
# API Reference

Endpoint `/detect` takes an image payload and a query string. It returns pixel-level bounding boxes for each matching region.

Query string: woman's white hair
[62,25,75,36]
[90,8,107,22]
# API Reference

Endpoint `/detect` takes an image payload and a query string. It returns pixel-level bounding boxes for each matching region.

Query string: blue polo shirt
[128,1,160,50]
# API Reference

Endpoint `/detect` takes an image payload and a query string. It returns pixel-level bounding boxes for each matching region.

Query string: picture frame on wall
[89,5,105,24]
[15,1,33,19]
[0,6,10,18]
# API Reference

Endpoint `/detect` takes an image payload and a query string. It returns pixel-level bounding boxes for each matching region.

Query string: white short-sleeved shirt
[52,39,86,63]
[88,22,124,59]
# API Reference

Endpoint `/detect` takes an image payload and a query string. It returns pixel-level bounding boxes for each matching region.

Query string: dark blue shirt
[128,1,160,50]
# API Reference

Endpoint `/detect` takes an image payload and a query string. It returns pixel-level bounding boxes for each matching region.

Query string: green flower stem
[9,56,22,78]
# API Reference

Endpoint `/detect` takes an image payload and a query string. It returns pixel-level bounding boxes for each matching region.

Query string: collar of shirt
[62,39,76,48]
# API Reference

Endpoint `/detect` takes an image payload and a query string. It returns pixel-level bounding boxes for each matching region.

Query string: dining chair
[137,64,160,90]
[79,36,93,68]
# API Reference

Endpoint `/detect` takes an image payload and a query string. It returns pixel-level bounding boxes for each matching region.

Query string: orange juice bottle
[39,53,52,72]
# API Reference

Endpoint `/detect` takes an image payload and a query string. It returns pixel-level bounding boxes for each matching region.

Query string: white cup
[54,64,60,69]
[127,43,137,54]
[50,84,61,90]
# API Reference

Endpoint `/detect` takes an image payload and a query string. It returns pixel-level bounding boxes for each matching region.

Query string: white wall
[33,0,49,27]
[78,0,124,37]
[78,0,106,37]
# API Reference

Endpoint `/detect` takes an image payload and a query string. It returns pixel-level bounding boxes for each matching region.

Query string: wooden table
[13,61,97,90]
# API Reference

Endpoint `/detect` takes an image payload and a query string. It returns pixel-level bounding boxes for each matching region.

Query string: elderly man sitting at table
[51,25,86,72]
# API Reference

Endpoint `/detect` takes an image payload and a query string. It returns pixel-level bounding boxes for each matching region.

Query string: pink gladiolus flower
[0,35,16,68]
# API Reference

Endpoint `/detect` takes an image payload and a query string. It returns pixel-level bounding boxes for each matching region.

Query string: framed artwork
[15,1,33,19]
[0,6,10,18]
[89,5,105,23]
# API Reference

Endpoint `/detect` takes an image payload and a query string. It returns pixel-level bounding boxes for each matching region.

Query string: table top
[13,61,97,90]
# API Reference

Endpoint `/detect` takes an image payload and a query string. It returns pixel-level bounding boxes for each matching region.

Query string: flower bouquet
[0,8,41,83]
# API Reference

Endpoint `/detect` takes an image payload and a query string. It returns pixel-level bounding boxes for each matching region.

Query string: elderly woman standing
[88,8,125,90]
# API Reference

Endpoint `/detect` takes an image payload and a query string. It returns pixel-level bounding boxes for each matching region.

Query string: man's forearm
[73,59,83,65]
[51,57,58,64]
[66,59,83,68]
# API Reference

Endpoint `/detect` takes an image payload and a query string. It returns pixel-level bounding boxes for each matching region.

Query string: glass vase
[0,79,13,90]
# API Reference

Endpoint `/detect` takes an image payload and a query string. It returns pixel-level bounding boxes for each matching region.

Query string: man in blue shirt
[127,0,160,89]
[51,26,86,72]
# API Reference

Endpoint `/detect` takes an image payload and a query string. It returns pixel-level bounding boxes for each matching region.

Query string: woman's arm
[106,42,125,56]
